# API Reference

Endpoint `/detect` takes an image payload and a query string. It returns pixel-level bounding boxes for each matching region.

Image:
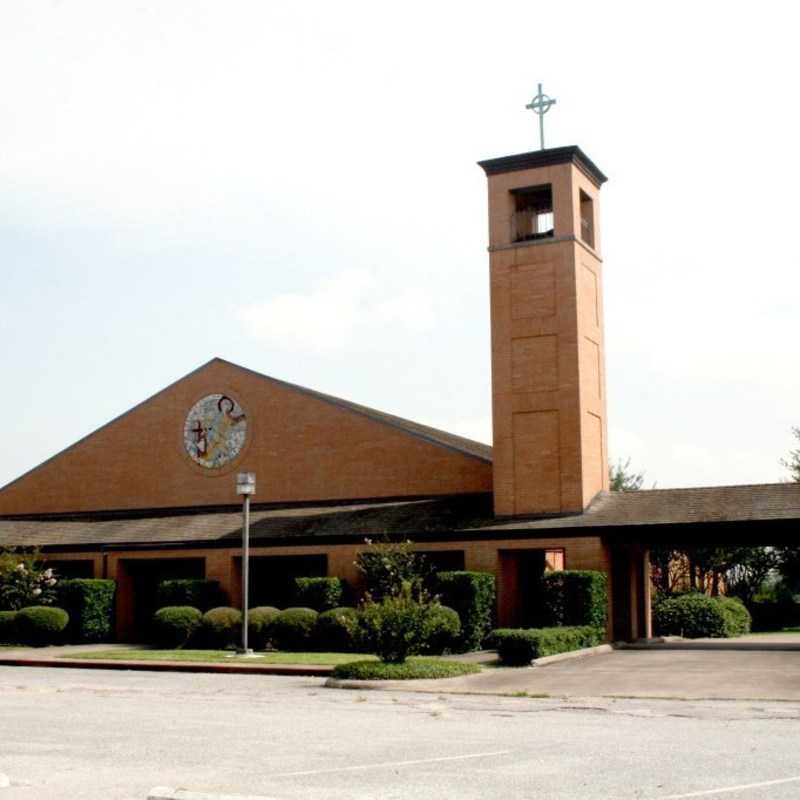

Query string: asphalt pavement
[2,665,800,799]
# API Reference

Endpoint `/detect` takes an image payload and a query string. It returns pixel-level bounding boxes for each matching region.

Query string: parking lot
[2,662,800,800]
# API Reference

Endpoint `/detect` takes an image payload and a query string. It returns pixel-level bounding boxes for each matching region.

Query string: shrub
[541,571,608,629]
[492,626,603,666]
[654,593,751,638]
[271,607,319,651]
[315,607,359,651]
[718,596,752,636]
[248,606,280,650]
[156,580,222,612]
[358,585,433,663]
[294,577,344,611]
[15,606,69,647]
[0,549,58,610]
[356,538,430,600]
[435,571,495,651]
[332,658,480,681]
[152,606,202,648]
[56,579,116,643]
[201,606,242,649]
[0,610,17,643]
[420,605,461,655]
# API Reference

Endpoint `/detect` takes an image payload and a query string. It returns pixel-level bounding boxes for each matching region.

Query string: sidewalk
[0,644,333,676]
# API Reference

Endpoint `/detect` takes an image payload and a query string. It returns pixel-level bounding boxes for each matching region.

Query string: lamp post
[236,472,256,654]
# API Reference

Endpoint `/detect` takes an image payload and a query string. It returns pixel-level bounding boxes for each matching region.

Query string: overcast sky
[1,1,798,492]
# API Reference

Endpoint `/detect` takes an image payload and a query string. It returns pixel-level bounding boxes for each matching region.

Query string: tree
[355,537,431,601]
[780,427,800,482]
[608,457,646,492]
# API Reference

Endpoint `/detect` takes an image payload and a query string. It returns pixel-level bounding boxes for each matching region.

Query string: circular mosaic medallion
[183,393,247,469]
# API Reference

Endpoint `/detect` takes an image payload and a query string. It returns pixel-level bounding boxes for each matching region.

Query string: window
[512,184,554,243]
[579,189,595,248]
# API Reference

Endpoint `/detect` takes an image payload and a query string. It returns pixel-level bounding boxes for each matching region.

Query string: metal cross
[525,83,557,150]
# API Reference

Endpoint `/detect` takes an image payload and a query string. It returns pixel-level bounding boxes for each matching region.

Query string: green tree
[608,457,645,492]
[780,427,800,482]
[355,537,430,601]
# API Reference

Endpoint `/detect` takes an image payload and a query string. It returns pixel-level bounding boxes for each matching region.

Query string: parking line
[662,774,800,798]
[269,750,511,778]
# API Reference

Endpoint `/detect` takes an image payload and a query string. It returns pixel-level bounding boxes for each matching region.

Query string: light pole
[236,472,256,654]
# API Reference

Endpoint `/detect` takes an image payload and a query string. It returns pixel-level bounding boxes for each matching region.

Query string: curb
[532,643,614,666]
[0,657,332,677]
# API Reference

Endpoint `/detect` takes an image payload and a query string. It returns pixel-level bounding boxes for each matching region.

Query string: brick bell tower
[478,146,609,517]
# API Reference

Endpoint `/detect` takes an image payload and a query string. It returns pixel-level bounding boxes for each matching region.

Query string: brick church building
[2,146,799,641]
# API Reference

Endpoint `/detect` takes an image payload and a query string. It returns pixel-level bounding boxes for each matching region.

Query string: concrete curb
[325,644,614,691]
[149,788,276,800]
[0,656,332,677]
[532,643,614,666]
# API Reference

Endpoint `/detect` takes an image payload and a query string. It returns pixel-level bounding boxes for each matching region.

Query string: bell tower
[478,146,609,517]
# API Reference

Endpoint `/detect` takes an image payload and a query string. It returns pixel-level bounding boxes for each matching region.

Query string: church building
[2,145,799,641]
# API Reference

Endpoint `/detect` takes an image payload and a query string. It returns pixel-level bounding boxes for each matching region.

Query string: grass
[332,657,480,681]
[748,627,800,635]
[64,649,378,666]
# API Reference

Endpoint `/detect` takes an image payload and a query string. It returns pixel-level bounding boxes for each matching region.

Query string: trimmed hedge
[294,577,344,611]
[0,610,17,643]
[152,606,202,648]
[156,580,222,612]
[420,605,461,655]
[654,593,752,638]
[15,606,70,647]
[271,607,319,651]
[56,579,116,643]
[332,658,480,681]
[492,625,603,666]
[436,571,495,651]
[201,606,242,648]
[248,606,280,650]
[315,607,359,652]
[541,571,608,629]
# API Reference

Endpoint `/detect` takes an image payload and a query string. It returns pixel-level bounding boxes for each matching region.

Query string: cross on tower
[525,83,557,150]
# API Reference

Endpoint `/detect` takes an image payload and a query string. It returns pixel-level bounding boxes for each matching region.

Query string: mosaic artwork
[183,393,247,469]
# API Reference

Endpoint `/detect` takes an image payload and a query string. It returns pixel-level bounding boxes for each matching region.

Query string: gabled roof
[215,359,492,463]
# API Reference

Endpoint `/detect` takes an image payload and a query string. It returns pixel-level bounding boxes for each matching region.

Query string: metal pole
[538,83,545,149]
[241,493,250,652]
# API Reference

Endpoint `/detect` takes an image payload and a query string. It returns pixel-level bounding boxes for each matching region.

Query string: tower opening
[580,189,595,248]
[512,184,554,243]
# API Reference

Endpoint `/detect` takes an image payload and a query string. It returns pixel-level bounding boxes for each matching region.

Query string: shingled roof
[2,483,799,550]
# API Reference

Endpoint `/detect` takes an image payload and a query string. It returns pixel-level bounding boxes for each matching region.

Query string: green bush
[248,606,280,650]
[294,577,344,611]
[435,571,495,651]
[332,658,480,681]
[356,539,430,600]
[541,571,608,629]
[718,596,752,636]
[15,606,70,647]
[152,606,202,648]
[56,579,116,643]
[420,605,461,655]
[654,593,752,638]
[358,586,433,663]
[156,580,222,612]
[271,607,319,651]
[0,610,18,643]
[315,607,359,651]
[492,626,603,666]
[201,606,242,648]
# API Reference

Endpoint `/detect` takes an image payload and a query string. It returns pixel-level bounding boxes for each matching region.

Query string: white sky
[1,1,799,491]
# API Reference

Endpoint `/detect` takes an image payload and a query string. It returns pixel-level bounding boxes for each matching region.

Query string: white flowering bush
[0,549,58,611]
